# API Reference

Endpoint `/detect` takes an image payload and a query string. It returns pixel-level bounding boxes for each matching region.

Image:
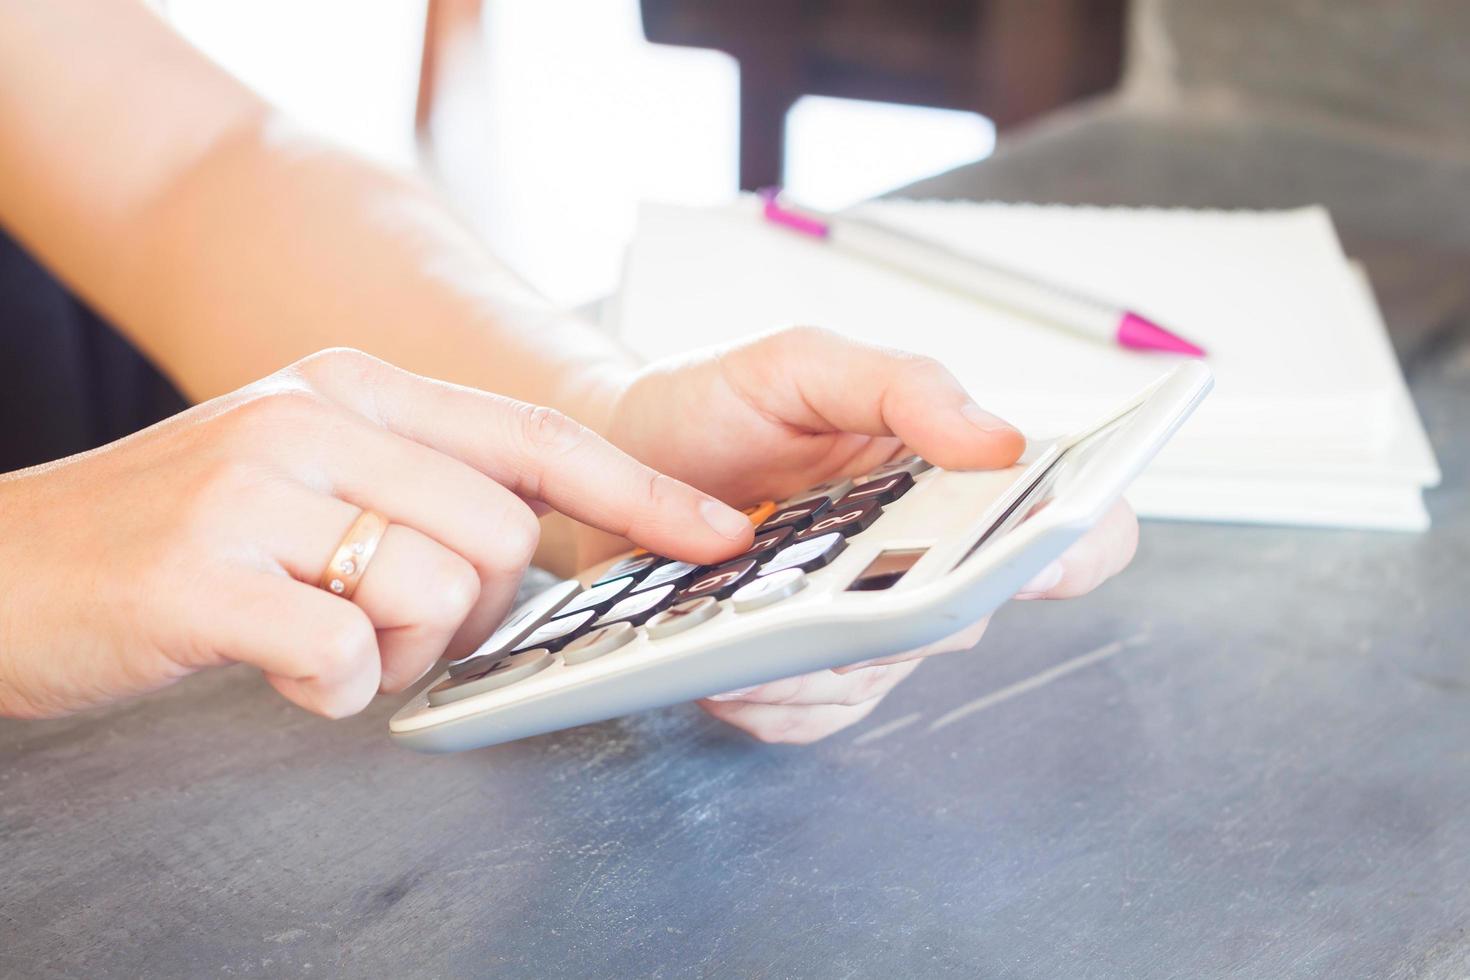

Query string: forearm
[124,118,634,421]
[0,0,635,429]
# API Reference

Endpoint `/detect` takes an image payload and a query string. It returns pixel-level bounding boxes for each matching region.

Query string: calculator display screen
[846,548,928,592]
[954,405,1141,568]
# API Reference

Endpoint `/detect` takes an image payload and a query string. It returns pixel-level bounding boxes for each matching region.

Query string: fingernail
[707,687,757,701]
[700,498,752,541]
[1019,560,1063,596]
[961,402,1018,434]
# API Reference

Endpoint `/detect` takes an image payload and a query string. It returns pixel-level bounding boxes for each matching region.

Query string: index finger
[295,349,752,564]
[726,327,1027,471]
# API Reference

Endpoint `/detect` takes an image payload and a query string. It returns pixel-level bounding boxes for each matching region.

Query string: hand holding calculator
[390,362,1211,752]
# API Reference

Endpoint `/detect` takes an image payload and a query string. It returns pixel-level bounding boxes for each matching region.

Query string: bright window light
[784,96,996,212]
[162,0,427,171]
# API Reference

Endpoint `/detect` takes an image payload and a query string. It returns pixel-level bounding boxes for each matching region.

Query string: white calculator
[390,362,1211,752]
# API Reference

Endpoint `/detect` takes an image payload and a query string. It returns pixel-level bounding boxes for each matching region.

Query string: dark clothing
[0,227,187,473]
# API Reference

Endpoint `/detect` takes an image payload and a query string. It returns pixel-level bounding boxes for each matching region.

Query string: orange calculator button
[742,500,778,526]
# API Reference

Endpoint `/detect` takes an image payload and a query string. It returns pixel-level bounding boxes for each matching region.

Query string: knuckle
[425,554,481,626]
[841,669,888,706]
[898,351,954,386]
[294,346,381,384]
[226,386,330,432]
[749,719,794,745]
[174,456,272,540]
[515,403,588,458]
[317,614,377,679]
[489,505,541,576]
[774,324,836,350]
[642,470,682,508]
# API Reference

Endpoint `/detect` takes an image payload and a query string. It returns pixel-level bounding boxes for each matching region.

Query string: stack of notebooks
[609,197,1441,531]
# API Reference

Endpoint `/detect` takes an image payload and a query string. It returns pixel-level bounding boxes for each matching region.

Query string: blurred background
[158,0,1122,307]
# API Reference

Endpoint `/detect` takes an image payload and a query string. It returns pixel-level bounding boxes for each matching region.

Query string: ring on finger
[319,509,388,601]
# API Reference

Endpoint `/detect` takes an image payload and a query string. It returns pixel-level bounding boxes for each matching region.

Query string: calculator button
[834,471,915,508]
[426,648,554,706]
[739,525,795,561]
[561,621,636,665]
[675,558,760,602]
[445,579,582,678]
[511,609,596,653]
[780,477,854,507]
[594,554,663,585]
[796,500,882,540]
[632,560,700,593]
[760,532,847,575]
[758,496,832,532]
[646,596,720,638]
[868,454,932,480]
[594,582,678,627]
[561,576,636,616]
[741,500,778,526]
[731,568,808,612]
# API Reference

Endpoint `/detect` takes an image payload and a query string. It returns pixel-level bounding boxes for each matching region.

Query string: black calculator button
[594,554,663,585]
[739,525,794,561]
[675,558,760,602]
[760,532,847,575]
[731,567,808,612]
[779,477,853,507]
[646,596,720,639]
[758,496,832,532]
[561,576,636,616]
[834,471,914,508]
[631,560,700,593]
[594,582,678,627]
[427,648,554,706]
[445,578,581,677]
[795,500,882,540]
[561,622,636,665]
[511,609,596,654]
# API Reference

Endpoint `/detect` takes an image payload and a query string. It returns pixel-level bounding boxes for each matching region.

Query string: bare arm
[0,0,632,424]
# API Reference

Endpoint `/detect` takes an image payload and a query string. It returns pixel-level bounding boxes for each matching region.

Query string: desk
[4,106,1470,979]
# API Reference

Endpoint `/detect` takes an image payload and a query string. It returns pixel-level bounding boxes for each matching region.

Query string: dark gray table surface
[4,104,1470,979]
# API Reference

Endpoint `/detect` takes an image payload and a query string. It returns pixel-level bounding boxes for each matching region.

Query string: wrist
[545,336,641,440]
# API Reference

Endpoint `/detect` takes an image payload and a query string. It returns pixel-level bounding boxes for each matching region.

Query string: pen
[759,188,1206,357]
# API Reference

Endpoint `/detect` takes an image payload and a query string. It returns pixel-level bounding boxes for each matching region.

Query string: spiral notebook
[610,197,1440,531]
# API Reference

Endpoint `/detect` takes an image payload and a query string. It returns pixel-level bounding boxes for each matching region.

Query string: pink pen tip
[1117,312,1207,357]
[758,187,830,239]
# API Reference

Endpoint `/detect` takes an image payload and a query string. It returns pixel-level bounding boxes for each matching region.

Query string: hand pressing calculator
[390,362,1211,752]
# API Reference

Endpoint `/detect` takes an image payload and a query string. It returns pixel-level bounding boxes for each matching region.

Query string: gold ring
[320,509,388,600]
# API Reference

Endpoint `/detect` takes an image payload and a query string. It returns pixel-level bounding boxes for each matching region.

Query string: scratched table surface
[5,107,1470,979]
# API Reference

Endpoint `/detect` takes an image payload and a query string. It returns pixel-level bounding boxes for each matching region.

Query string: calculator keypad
[780,477,853,507]
[646,596,720,638]
[445,578,581,677]
[867,454,932,480]
[739,525,795,561]
[760,532,847,575]
[759,497,832,532]
[795,499,881,540]
[675,558,761,602]
[511,609,596,653]
[731,567,807,612]
[594,553,663,584]
[560,576,636,616]
[561,622,636,665]
[431,458,931,699]
[835,471,914,507]
[594,582,678,627]
[632,560,700,593]
[427,648,554,705]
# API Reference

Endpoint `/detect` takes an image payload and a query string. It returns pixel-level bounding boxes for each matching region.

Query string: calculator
[390,362,1212,752]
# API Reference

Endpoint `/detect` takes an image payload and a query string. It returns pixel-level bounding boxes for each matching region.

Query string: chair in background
[641,0,1125,189]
